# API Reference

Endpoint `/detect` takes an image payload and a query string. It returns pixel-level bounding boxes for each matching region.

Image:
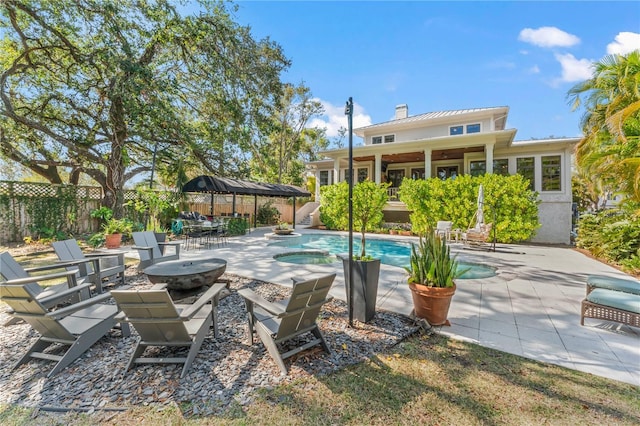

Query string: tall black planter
[341,257,380,323]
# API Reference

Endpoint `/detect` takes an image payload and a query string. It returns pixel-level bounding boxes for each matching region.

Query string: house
[306,105,580,245]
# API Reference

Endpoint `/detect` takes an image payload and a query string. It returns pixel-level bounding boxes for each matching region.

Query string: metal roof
[355,106,510,133]
[182,175,310,197]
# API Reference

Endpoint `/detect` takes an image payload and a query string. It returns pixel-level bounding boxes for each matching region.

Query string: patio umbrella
[476,184,484,228]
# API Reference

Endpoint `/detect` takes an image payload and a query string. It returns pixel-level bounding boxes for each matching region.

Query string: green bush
[577,207,640,274]
[398,174,539,243]
[256,201,280,226]
[227,217,248,236]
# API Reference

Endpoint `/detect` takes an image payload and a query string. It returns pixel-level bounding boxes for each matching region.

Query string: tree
[568,51,640,204]
[0,1,288,215]
[245,83,326,185]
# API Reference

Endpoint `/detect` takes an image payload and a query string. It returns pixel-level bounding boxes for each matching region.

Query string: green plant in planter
[274,222,290,230]
[90,206,114,223]
[102,218,133,237]
[405,232,465,288]
[352,180,390,259]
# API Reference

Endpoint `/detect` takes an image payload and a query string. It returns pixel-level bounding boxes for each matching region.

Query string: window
[541,155,561,191]
[516,157,535,190]
[450,125,463,135]
[384,135,395,143]
[493,159,509,176]
[469,161,486,177]
[466,123,481,133]
[372,136,382,144]
[319,170,332,186]
[437,166,458,180]
[411,168,425,180]
[357,167,368,183]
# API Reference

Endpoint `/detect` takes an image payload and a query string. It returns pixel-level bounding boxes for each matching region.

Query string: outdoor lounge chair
[238,273,336,374]
[132,231,181,270]
[462,223,492,246]
[52,239,125,293]
[0,281,122,377]
[111,282,227,378]
[0,251,92,309]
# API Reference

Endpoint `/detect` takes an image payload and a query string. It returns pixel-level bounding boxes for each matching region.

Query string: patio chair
[0,251,92,309]
[0,281,121,377]
[462,223,493,246]
[52,239,125,293]
[132,231,181,270]
[111,282,227,378]
[238,273,336,374]
[434,221,453,241]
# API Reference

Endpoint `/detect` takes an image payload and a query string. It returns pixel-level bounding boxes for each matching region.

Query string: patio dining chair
[0,280,122,377]
[111,283,227,378]
[52,239,125,293]
[238,273,336,374]
[132,231,181,269]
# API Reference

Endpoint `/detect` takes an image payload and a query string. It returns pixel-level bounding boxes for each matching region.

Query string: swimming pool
[270,233,497,279]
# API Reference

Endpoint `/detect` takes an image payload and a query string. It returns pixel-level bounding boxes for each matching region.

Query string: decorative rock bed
[0,268,418,418]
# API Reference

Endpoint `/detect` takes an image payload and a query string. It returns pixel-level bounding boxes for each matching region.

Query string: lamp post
[345,97,354,327]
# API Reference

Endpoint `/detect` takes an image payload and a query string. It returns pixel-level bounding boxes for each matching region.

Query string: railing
[387,187,399,201]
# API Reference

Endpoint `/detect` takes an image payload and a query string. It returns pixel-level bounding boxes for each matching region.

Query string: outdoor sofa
[580,275,640,329]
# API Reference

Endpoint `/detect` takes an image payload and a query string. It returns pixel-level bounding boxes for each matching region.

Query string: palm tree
[568,51,640,203]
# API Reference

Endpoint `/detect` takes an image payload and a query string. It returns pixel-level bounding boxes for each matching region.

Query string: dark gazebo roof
[181,175,310,198]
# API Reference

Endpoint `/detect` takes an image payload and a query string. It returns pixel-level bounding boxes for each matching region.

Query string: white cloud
[554,53,593,83]
[518,27,580,48]
[606,32,640,55]
[528,65,540,74]
[307,99,372,138]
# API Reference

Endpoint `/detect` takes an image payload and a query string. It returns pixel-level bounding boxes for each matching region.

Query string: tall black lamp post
[345,97,354,327]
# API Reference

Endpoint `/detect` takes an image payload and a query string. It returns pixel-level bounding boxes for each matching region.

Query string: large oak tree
[0,0,289,215]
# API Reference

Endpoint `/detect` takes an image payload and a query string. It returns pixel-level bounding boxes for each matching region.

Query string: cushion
[587,275,640,296]
[586,288,640,314]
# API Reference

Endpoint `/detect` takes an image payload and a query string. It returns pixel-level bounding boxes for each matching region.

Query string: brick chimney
[395,104,408,120]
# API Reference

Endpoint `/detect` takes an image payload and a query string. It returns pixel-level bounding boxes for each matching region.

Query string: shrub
[398,174,539,243]
[256,201,280,226]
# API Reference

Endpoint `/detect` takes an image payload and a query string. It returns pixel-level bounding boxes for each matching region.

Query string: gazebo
[181,175,311,228]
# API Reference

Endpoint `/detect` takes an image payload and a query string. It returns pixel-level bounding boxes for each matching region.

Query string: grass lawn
[1,332,638,425]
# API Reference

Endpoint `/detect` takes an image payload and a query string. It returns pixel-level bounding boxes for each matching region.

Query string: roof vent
[395,104,408,120]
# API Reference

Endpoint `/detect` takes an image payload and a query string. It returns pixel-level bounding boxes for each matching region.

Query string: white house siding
[534,202,572,244]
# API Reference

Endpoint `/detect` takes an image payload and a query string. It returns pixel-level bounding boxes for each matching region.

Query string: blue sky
[226,1,640,144]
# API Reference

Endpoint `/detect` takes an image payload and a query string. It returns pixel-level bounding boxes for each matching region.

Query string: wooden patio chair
[1,251,92,309]
[0,281,121,377]
[238,273,336,374]
[111,283,227,378]
[132,231,181,270]
[52,239,125,293]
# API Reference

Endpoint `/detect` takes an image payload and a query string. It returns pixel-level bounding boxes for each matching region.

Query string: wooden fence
[0,180,295,244]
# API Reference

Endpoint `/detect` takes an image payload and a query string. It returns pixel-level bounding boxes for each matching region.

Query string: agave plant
[405,232,465,288]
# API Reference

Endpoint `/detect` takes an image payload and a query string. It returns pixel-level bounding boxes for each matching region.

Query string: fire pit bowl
[144,258,227,291]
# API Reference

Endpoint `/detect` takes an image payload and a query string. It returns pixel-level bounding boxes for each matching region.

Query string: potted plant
[102,218,133,249]
[273,222,293,235]
[341,180,389,323]
[404,232,466,326]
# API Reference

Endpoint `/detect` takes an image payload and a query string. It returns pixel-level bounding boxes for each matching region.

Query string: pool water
[270,233,497,279]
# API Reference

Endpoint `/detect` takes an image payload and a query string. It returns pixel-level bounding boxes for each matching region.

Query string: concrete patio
[132,227,640,387]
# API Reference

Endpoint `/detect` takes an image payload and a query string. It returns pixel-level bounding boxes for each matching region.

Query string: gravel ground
[0,264,419,417]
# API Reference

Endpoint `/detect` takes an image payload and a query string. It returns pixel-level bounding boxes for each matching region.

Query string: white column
[314,169,320,200]
[485,143,495,174]
[374,154,382,184]
[333,158,340,183]
[424,148,432,178]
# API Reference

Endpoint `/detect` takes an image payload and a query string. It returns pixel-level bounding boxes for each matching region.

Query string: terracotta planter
[273,229,294,235]
[105,233,122,249]
[408,282,456,326]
